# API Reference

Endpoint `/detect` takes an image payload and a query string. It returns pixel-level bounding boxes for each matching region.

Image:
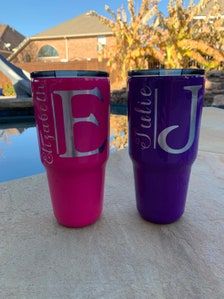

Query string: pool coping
[0,96,33,108]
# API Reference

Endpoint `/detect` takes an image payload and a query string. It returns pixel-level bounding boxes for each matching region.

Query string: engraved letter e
[52,88,104,158]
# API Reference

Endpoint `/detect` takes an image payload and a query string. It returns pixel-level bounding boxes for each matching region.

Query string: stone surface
[0,107,224,298]
[207,70,224,79]
[205,71,224,107]
[200,107,224,154]
[205,80,224,90]
[213,95,224,107]
[111,88,127,104]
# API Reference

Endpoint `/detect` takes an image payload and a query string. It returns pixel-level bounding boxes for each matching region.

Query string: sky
[0,0,169,37]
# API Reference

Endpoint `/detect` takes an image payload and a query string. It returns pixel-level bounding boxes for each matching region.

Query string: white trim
[31,32,113,40]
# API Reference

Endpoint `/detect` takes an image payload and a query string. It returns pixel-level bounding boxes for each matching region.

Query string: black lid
[31,70,109,78]
[128,69,205,77]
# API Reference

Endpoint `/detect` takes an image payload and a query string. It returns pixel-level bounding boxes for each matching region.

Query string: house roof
[0,24,25,58]
[34,12,112,38]
[8,12,113,61]
[199,0,224,16]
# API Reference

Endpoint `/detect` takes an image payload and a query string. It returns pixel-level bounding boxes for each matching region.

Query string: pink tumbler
[31,70,110,227]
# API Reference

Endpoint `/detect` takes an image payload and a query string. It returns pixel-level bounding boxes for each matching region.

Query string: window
[38,45,59,58]
[97,36,107,52]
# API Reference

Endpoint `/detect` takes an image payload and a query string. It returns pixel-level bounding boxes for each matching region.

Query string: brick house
[0,24,25,58]
[9,12,114,63]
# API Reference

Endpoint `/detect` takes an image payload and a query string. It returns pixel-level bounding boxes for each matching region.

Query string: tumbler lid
[31,70,109,78]
[128,69,205,77]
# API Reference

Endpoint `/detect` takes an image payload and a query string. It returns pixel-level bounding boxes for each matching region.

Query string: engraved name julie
[134,85,153,150]
[134,83,202,154]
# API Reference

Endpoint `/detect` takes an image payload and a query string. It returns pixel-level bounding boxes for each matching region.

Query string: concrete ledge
[1,147,224,298]
[0,97,34,123]
[199,107,224,154]
[0,106,224,298]
[0,97,33,108]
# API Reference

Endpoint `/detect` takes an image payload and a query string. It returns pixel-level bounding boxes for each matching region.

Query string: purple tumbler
[128,69,205,224]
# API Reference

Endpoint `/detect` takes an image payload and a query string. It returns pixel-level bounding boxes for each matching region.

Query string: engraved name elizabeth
[36,85,106,164]
[135,84,202,154]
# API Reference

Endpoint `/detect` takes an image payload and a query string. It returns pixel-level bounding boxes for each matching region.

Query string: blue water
[0,124,45,182]
[0,122,118,183]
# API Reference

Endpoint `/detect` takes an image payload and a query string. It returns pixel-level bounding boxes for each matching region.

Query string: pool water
[0,123,45,182]
[0,119,127,183]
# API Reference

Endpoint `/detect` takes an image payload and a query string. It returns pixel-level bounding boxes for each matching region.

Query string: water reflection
[0,116,128,182]
[0,123,33,157]
[0,128,24,145]
[0,122,45,182]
